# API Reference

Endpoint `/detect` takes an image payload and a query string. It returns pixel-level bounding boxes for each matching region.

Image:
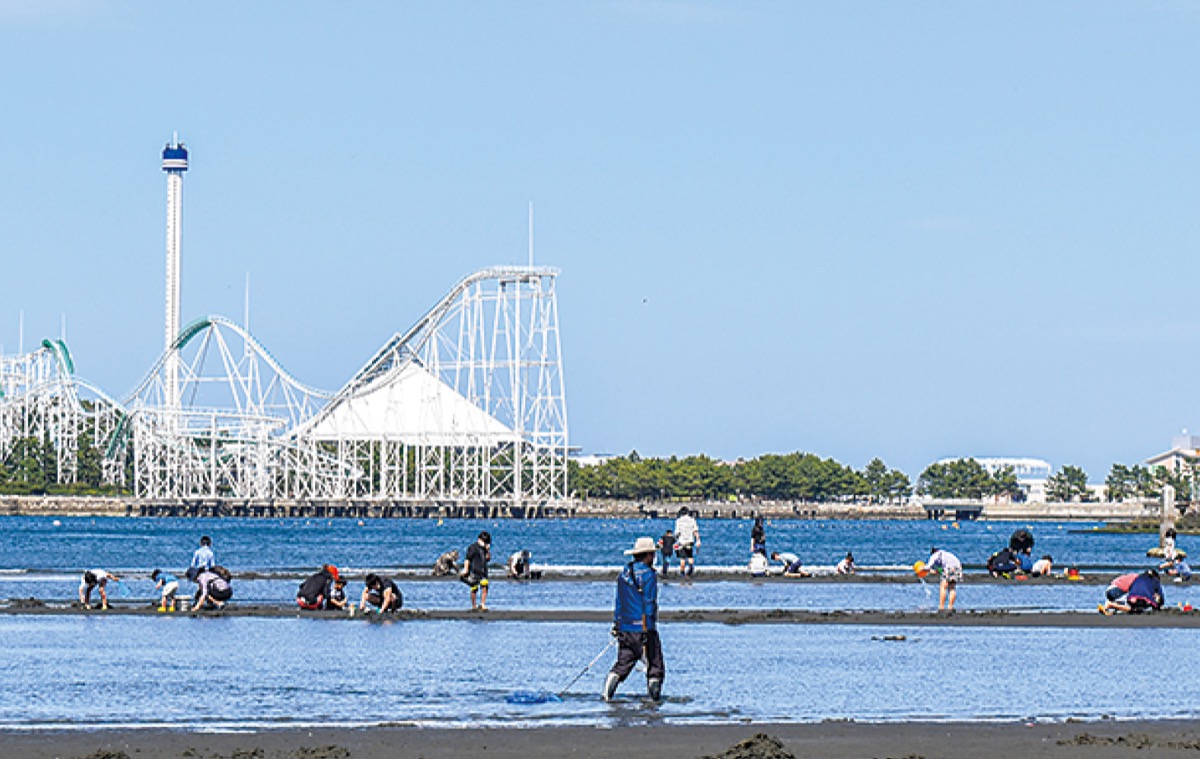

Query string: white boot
[647,678,663,701]
[602,673,621,702]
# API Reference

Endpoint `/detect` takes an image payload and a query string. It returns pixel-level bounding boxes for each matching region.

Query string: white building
[934,456,1052,502]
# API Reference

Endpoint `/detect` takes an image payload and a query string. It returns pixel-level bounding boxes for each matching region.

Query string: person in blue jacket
[603,536,665,702]
[1124,569,1164,613]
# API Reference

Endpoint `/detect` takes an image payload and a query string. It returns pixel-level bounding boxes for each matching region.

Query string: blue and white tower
[162,135,188,413]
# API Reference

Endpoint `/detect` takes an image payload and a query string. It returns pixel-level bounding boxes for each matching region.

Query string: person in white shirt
[770,551,808,577]
[673,508,700,577]
[748,551,770,577]
[924,548,962,612]
[78,569,119,610]
[835,552,856,575]
[1029,555,1053,576]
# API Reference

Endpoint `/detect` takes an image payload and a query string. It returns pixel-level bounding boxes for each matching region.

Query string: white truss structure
[1,267,569,505]
[298,266,569,504]
[0,340,128,489]
[61,265,567,504]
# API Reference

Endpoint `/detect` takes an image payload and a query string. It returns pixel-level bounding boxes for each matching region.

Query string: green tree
[917,458,991,499]
[1046,465,1089,502]
[1105,463,1134,502]
[988,466,1022,501]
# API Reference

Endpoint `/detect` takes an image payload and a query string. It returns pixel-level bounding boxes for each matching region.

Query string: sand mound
[698,733,794,759]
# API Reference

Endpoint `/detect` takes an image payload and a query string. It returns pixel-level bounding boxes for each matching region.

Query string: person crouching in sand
[603,537,664,702]
[361,573,403,613]
[1100,569,1163,614]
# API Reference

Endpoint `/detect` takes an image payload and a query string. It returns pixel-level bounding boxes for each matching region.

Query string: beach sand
[6,721,1200,759]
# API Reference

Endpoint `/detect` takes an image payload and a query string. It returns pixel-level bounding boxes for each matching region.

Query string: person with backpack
[297,565,339,610]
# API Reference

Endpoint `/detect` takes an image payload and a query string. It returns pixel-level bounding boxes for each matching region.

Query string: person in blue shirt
[150,569,179,612]
[187,536,215,582]
[603,536,665,702]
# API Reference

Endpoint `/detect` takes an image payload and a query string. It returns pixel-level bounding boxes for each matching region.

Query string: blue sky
[1,2,1198,481]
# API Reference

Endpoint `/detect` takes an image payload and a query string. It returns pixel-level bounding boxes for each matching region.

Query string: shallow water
[2,514,1189,729]
[0,615,1196,729]
[0,515,1172,575]
[11,575,1199,614]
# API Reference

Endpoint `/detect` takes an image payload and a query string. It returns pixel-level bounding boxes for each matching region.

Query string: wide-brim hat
[625,536,658,555]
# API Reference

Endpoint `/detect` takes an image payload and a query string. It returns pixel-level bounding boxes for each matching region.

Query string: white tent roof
[305,362,515,444]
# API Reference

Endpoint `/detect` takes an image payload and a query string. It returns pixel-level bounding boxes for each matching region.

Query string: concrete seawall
[0,495,1161,521]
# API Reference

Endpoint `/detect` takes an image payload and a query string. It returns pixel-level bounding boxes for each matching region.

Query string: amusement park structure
[0,140,570,511]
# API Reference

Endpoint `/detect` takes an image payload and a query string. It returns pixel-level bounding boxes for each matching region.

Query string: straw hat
[624,536,658,556]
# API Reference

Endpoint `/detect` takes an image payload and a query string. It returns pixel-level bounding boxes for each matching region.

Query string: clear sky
[1,2,1198,481]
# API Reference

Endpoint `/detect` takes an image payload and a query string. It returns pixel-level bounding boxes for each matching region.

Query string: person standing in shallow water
[924,547,962,613]
[461,531,492,611]
[603,536,665,702]
[657,529,674,576]
[674,508,700,577]
[188,536,214,582]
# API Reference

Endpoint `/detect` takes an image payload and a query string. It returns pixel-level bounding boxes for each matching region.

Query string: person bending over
[770,551,809,577]
[151,569,179,612]
[79,569,120,610]
[297,565,339,610]
[925,547,962,613]
[195,567,233,610]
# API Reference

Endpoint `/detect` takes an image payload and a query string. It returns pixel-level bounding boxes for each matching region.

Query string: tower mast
[161,135,189,414]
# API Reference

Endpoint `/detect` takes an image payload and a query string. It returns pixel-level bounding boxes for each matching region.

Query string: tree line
[572,453,1198,506]
[0,433,127,496]
[569,451,912,503]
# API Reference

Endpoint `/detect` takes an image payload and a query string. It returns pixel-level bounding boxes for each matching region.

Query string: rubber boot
[602,672,621,702]
[647,678,663,701]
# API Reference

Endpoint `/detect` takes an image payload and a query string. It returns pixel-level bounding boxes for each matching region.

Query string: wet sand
[4,602,1200,626]
[6,721,1200,759]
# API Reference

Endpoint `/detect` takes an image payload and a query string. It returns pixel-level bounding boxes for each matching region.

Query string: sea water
[0,615,1195,729]
[0,515,1172,574]
[0,516,1191,612]
[1,515,1192,729]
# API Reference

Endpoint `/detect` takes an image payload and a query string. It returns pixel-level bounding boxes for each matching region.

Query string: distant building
[571,452,616,467]
[934,456,1052,502]
[1144,432,1200,474]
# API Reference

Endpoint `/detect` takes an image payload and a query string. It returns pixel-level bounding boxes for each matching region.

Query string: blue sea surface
[1,515,1193,729]
[0,616,1196,729]
[0,515,1174,574]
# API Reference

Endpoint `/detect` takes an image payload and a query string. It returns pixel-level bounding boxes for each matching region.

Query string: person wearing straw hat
[603,536,665,702]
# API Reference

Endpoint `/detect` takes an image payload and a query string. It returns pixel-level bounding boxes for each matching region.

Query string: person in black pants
[603,536,665,701]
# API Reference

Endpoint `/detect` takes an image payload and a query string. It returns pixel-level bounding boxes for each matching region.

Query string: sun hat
[625,536,658,555]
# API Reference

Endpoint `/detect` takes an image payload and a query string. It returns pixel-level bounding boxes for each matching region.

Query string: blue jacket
[614,560,658,632]
[1127,573,1163,607]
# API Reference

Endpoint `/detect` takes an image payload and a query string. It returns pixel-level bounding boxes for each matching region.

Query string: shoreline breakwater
[0,494,1155,521]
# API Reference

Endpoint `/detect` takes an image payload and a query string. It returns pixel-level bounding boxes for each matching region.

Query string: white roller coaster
[0,266,569,507]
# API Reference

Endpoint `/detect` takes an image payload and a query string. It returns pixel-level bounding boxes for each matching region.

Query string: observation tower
[161,135,188,413]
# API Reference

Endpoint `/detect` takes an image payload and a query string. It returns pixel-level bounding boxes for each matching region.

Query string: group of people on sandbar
[80,535,232,612]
